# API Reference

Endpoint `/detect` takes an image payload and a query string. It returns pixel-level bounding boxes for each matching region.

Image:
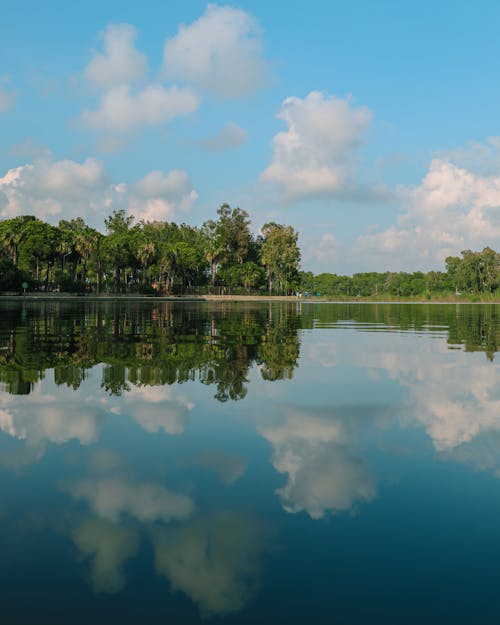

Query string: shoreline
[1,293,500,304]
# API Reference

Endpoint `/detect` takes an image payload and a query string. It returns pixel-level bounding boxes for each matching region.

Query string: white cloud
[134,169,192,198]
[79,22,200,138]
[259,406,376,519]
[40,158,107,198]
[199,122,248,151]
[72,518,139,593]
[261,91,372,200]
[80,84,200,133]
[0,157,108,222]
[84,23,148,89]
[152,512,266,616]
[129,169,198,223]
[163,4,269,98]
[357,145,500,270]
[0,156,197,227]
[69,476,195,523]
[127,196,192,223]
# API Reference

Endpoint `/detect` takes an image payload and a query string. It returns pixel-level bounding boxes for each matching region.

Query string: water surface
[0,301,499,624]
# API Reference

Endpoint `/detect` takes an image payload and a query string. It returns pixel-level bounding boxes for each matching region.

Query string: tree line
[299,247,500,299]
[0,206,499,298]
[0,204,301,295]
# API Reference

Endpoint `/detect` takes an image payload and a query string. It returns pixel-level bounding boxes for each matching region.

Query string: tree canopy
[1,209,499,299]
[0,206,301,295]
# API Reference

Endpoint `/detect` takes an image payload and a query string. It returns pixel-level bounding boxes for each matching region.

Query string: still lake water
[0,300,499,624]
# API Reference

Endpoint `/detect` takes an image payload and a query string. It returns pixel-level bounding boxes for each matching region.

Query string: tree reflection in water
[1,301,498,398]
[0,301,302,398]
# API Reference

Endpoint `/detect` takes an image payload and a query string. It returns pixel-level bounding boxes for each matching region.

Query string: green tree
[18,219,60,288]
[101,210,136,292]
[202,204,252,288]
[240,261,264,292]
[0,215,37,266]
[260,223,301,294]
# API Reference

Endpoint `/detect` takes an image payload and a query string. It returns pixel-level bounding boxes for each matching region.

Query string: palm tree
[240,261,263,292]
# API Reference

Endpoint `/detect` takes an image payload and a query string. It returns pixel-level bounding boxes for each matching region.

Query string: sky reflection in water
[0,301,499,624]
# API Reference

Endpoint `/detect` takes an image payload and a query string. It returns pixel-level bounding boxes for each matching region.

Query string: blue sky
[2,0,500,273]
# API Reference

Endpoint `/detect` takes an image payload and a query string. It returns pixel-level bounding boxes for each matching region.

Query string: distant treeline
[0,207,499,297]
[299,247,500,299]
[0,205,300,295]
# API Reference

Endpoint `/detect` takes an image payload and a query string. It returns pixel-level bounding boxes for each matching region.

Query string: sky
[2,0,500,274]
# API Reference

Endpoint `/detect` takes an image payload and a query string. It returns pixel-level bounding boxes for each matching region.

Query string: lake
[0,300,499,624]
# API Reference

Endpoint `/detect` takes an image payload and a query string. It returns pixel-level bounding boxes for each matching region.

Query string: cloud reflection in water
[152,511,268,617]
[259,406,377,519]
[72,518,140,593]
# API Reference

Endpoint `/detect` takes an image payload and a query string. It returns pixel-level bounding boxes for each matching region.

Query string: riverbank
[2,293,500,304]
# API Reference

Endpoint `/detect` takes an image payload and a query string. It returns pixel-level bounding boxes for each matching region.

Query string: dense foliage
[0,208,499,298]
[0,206,301,295]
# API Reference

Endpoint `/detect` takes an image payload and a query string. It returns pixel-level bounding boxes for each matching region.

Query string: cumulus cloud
[80,84,200,133]
[72,518,139,593]
[199,122,248,151]
[0,155,197,227]
[69,476,195,523]
[163,4,269,98]
[261,91,372,200]
[84,23,148,89]
[259,406,376,519]
[357,143,500,270]
[128,169,198,222]
[79,22,200,138]
[0,156,109,222]
[152,512,267,616]
[134,169,192,198]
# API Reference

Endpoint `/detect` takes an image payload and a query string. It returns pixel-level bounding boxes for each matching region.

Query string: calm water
[0,300,499,624]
